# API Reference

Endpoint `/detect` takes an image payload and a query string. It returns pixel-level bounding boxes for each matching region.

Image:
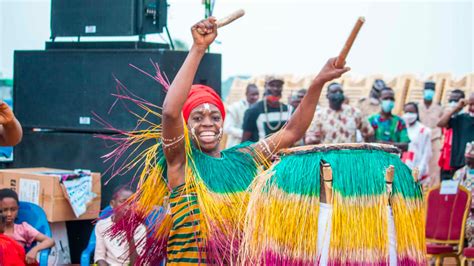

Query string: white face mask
[402,112,418,125]
[449,101,458,108]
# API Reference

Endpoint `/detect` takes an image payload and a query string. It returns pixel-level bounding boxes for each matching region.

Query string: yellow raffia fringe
[238,165,320,265]
[329,193,389,264]
[391,195,426,263]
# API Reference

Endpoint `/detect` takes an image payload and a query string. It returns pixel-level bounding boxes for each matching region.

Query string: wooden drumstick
[385,165,395,198]
[334,17,365,68]
[196,9,245,34]
[322,163,333,203]
[217,9,245,28]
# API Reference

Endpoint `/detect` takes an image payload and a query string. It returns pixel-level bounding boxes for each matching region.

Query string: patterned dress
[453,166,474,246]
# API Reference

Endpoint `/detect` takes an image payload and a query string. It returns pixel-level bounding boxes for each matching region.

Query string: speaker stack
[10,1,222,262]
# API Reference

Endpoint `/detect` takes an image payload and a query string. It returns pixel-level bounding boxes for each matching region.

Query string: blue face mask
[381,100,395,113]
[424,90,435,101]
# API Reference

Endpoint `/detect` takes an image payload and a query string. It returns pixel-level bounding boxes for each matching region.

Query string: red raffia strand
[95,62,173,265]
[93,62,169,185]
[129,59,170,91]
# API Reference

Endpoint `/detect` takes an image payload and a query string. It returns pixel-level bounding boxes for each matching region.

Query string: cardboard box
[0,167,101,222]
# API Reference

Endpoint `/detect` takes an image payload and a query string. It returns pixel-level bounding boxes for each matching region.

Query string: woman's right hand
[191,17,218,51]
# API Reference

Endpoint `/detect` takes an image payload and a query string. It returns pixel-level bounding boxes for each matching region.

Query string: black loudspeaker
[14,50,221,132]
[51,0,168,37]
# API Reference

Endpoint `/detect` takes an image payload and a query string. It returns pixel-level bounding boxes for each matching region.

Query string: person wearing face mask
[305,82,373,144]
[418,81,443,186]
[438,92,474,170]
[452,142,474,247]
[357,79,386,120]
[401,102,432,183]
[439,89,466,180]
[446,89,466,112]
[241,76,291,142]
[368,87,410,151]
[106,17,351,265]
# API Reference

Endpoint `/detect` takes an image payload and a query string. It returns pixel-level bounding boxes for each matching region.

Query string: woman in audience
[0,188,54,265]
[402,102,432,184]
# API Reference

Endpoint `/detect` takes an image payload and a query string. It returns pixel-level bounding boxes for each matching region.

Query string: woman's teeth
[199,131,217,142]
[200,131,216,137]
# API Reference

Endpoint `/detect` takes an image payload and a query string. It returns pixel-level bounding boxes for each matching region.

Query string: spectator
[288,88,308,114]
[288,89,308,146]
[0,209,26,266]
[368,87,410,151]
[418,81,443,186]
[439,89,466,180]
[0,189,54,265]
[95,187,146,266]
[402,102,432,183]
[242,76,290,142]
[0,100,22,146]
[223,84,259,148]
[305,82,373,144]
[437,92,474,170]
[357,79,385,120]
[452,141,474,246]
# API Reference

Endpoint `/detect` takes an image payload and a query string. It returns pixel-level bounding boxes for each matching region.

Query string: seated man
[95,187,146,266]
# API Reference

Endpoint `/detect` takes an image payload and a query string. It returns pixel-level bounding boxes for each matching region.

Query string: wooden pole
[334,17,365,68]
[322,163,333,203]
[385,165,395,204]
[197,9,245,34]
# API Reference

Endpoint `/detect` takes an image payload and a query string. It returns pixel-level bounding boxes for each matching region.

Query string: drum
[238,143,425,265]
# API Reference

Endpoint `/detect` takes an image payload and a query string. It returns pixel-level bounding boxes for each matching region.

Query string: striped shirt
[167,184,206,265]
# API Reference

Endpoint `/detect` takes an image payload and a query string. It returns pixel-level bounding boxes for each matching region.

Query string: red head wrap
[182,84,226,123]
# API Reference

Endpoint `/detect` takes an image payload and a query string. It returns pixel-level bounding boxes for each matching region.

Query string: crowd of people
[0,16,473,265]
[225,78,474,188]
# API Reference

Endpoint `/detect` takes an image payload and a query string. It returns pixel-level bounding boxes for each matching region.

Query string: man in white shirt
[95,187,146,266]
[224,84,259,148]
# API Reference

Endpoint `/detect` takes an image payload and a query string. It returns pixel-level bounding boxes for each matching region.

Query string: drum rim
[278,143,400,155]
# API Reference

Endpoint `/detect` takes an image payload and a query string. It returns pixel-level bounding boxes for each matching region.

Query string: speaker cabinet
[14,50,221,132]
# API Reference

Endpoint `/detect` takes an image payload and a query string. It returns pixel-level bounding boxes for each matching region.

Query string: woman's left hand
[314,57,351,84]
